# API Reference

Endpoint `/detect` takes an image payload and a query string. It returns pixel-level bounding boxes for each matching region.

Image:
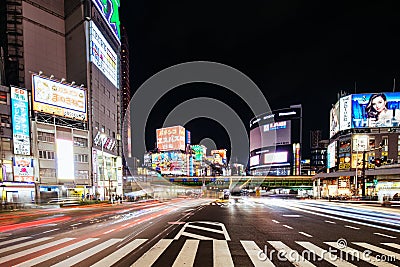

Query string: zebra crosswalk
[0,236,399,266]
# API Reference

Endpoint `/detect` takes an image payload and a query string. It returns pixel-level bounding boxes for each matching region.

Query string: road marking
[373,233,397,239]
[103,229,116,234]
[0,237,52,254]
[174,221,230,240]
[181,232,215,240]
[168,221,186,225]
[172,240,199,267]
[91,239,147,267]
[296,241,355,267]
[345,225,360,230]
[51,239,121,267]
[324,220,336,224]
[0,238,74,264]
[240,240,275,267]
[71,223,82,227]
[131,239,173,267]
[282,214,301,217]
[299,232,313,237]
[16,238,98,267]
[42,228,59,234]
[213,240,234,267]
[268,241,316,267]
[272,220,280,224]
[283,225,293,229]
[325,242,397,267]
[353,242,400,260]
[0,236,31,246]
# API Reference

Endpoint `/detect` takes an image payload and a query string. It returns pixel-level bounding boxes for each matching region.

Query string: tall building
[0,0,123,203]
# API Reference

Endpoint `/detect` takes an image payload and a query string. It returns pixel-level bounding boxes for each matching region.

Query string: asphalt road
[0,198,399,266]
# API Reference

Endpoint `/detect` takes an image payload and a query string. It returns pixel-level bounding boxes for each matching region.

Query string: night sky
[120,1,400,163]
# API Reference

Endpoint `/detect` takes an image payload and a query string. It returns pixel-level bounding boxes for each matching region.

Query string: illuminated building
[315,92,400,199]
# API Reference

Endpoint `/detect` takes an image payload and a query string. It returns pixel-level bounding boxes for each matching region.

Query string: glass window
[74,154,89,163]
[38,131,55,142]
[39,168,56,178]
[73,137,88,147]
[39,150,55,159]
[75,170,89,180]
[0,115,10,127]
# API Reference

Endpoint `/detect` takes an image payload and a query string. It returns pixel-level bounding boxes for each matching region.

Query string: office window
[75,170,89,180]
[38,131,55,142]
[39,168,56,178]
[74,154,89,163]
[107,109,111,118]
[101,105,105,113]
[39,150,55,159]
[74,137,88,147]
[0,115,10,128]
[1,138,11,151]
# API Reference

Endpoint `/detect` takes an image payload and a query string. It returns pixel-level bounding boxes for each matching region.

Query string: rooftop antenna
[393,78,396,92]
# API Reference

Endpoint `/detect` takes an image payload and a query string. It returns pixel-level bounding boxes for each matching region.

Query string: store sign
[11,87,30,155]
[92,0,121,42]
[32,75,87,121]
[13,156,34,182]
[90,21,119,88]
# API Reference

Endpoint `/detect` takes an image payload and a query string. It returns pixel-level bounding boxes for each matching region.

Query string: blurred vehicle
[46,197,80,207]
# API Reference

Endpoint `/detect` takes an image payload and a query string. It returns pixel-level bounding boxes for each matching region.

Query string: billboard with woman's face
[352,92,400,128]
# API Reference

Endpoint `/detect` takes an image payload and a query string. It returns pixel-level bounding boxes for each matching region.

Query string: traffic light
[374,158,382,167]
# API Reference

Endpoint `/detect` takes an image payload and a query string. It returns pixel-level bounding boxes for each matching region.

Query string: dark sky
[120,1,400,163]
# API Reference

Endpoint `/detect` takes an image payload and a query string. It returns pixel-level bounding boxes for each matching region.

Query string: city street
[0,198,399,266]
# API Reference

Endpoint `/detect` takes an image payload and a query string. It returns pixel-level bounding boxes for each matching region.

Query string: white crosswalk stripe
[0,238,74,265]
[0,236,399,267]
[15,238,99,267]
[51,238,121,267]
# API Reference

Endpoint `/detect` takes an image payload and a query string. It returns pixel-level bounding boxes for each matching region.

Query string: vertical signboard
[11,87,30,155]
[92,0,121,42]
[329,101,340,138]
[339,95,352,131]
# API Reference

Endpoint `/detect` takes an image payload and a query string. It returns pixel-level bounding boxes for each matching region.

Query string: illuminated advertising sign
[11,87,30,155]
[151,152,186,175]
[56,139,74,180]
[13,156,34,182]
[90,21,119,88]
[32,75,87,121]
[250,155,259,166]
[211,150,227,165]
[191,145,205,161]
[156,126,186,151]
[329,101,340,138]
[264,151,288,164]
[352,92,400,128]
[92,0,121,42]
[327,142,336,169]
[339,95,352,131]
[250,120,291,151]
[352,135,369,152]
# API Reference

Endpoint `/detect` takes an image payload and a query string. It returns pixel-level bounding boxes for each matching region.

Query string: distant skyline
[120,1,400,163]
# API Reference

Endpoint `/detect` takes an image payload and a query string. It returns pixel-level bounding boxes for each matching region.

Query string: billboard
[250,155,259,166]
[264,151,288,164]
[329,102,340,138]
[151,152,186,175]
[11,87,30,155]
[327,142,336,169]
[156,126,186,151]
[249,120,291,151]
[211,149,227,165]
[13,156,34,182]
[339,95,352,131]
[90,21,119,88]
[56,139,74,180]
[92,0,121,42]
[352,92,400,128]
[32,75,87,121]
